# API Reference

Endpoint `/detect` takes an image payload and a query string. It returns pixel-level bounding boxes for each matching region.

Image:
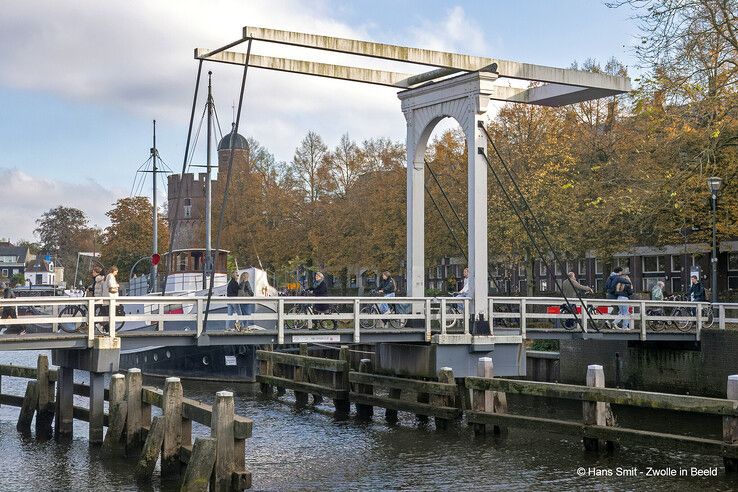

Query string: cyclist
[688,275,706,315]
[312,272,329,314]
[376,271,396,315]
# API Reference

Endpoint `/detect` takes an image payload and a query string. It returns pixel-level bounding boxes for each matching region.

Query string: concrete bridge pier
[52,337,121,442]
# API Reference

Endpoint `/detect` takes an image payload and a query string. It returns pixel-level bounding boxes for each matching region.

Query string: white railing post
[424,298,432,342]
[488,298,494,334]
[640,301,647,341]
[696,302,703,341]
[52,303,59,333]
[108,298,116,339]
[520,299,527,338]
[156,301,164,332]
[440,298,447,335]
[87,298,95,344]
[463,298,470,335]
[719,304,726,330]
[278,298,285,344]
[581,304,588,333]
[353,298,361,343]
[196,298,204,336]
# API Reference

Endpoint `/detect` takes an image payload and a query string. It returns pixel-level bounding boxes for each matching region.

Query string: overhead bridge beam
[195,49,621,106]
[242,26,631,93]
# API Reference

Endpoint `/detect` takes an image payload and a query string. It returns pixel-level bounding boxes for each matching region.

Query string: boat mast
[204,71,213,289]
[151,119,158,292]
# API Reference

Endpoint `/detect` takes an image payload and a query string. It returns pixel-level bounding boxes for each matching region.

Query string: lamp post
[707,176,722,304]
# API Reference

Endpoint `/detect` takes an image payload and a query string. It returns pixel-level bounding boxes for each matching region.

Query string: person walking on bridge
[613,272,633,330]
[560,271,593,329]
[238,271,255,330]
[226,270,239,330]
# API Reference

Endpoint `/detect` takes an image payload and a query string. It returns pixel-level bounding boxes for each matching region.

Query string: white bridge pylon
[196,26,631,325]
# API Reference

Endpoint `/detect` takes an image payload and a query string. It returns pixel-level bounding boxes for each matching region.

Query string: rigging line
[161,59,204,296]
[480,126,605,331]
[130,156,153,196]
[478,147,590,333]
[212,103,224,141]
[186,104,208,172]
[478,131,596,333]
[425,159,468,237]
[425,184,467,262]
[425,158,505,294]
[203,37,253,330]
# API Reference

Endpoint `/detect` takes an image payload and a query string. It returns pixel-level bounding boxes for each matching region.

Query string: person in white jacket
[105,266,119,298]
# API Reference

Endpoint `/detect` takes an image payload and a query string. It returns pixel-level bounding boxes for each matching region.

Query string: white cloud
[0,168,125,242]
[0,2,492,164]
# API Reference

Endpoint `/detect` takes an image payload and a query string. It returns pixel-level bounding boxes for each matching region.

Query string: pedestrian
[226,270,239,329]
[561,271,593,329]
[93,270,106,298]
[606,266,624,316]
[238,271,255,328]
[688,275,706,316]
[456,267,469,296]
[613,273,634,330]
[105,266,120,298]
[651,280,665,301]
[86,266,102,297]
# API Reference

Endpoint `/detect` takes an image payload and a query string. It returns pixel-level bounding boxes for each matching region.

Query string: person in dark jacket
[613,274,634,330]
[312,272,329,313]
[376,271,396,315]
[689,275,706,315]
[226,271,239,329]
[238,272,255,322]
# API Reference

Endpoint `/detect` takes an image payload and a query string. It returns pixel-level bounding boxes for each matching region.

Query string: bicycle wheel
[287,305,308,330]
[58,305,86,333]
[702,306,715,329]
[672,307,693,332]
[359,306,377,329]
[444,304,459,331]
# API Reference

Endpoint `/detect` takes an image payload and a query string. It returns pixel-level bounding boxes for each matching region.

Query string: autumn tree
[34,206,92,270]
[290,131,334,202]
[100,196,169,281]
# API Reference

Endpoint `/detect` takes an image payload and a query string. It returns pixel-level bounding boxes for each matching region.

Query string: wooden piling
[102,373,127,453]
[126,368,144,455]
[259,345,274,397]
[300,344,322,404]
[334,346,351,416]
[89,372,105,444]
[35,354,55,439]
[583,364,608,451]
[432,368,455,430]
[181,437,217,492]
[135,415,166,482]
[294,345,309,408]
[162,376,184,477]
[385,387,401,424]
[17,380,38,434]
[211,390,235,491]
[472,357,492,436]
[355,359,374,420]
[724,375,738,472]
[54,366,74,440]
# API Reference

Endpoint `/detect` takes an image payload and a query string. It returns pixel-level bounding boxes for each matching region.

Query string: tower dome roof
[217,125,248,151]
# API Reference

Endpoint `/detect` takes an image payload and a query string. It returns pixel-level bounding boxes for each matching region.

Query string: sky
[0,0,640,242]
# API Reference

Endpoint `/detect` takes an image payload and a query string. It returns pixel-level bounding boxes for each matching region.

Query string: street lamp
[707,176,723,303]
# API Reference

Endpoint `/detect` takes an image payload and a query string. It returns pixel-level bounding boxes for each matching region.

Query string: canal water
[1,351,737,491]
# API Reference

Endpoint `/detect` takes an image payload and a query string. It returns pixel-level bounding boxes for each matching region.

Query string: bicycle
[359,290,407,330]
[440,293,464,331]
[647,294,706,332]
[58,301,125,334]
[285,290,337,330]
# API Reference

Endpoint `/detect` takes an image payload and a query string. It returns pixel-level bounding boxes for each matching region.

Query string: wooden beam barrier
[293,345,309,408]
[181,437,217,492]
[102,374,127,454]
[348,369,462,425]
[464,377,738,416]
[135,415,165,482]
[258,345,274,397]
[16,380,38,434]
[335,346,351,417]
[355,359,373,420]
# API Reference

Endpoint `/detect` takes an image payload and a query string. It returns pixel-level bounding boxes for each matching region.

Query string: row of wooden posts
[258,344,738,471]
[0,357,253,491]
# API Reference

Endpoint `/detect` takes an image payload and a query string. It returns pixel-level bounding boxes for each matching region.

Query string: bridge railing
[488,296,713,339]
[0,295,469,345]
[1,294,731,344]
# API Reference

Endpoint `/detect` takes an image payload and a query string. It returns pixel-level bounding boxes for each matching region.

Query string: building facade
[0,243,30,281]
